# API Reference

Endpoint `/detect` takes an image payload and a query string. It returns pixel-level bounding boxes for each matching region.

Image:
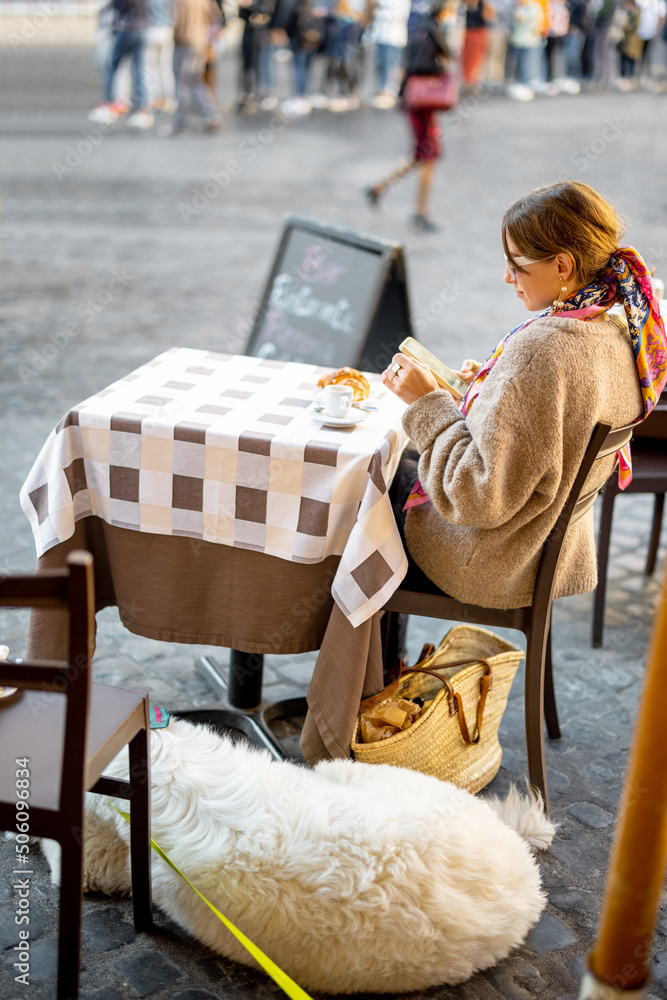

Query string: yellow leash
[116,809,313,1000]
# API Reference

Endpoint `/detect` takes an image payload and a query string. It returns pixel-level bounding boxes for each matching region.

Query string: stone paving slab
[1,42,667,1000]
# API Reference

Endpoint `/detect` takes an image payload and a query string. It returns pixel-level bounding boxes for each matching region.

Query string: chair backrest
[0,550,94,817]
[531,421,635,618]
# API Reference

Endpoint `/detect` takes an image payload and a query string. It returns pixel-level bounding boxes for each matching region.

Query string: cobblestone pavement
[1,42,667,1000]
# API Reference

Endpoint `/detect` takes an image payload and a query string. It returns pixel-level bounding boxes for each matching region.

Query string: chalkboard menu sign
[244,215,413,373]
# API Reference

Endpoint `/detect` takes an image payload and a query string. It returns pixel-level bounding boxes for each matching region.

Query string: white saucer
[308,403,369,427]
[0,687,18,700]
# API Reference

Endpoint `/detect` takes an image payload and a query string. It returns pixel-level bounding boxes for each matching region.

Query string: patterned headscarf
[404,246,666,509]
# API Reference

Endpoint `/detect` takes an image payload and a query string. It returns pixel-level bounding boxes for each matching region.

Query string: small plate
[308,403,369,427]
[0,687,18,700]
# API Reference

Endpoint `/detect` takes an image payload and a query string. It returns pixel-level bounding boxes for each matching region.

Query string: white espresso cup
[322,384,353,418]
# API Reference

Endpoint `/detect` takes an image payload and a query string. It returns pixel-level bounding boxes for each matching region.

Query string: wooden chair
[592,399,667,647]
[0,550,153,1000]
[381,422,634,817]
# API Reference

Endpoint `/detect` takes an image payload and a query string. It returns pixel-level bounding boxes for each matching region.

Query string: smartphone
[399,337,468,402]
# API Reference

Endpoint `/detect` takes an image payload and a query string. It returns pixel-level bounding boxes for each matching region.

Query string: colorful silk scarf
[403,246,666,510]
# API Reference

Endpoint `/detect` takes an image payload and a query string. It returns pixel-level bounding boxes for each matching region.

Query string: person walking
[590,0,619,87]
[506,0,545,98]
[172,0,223,131]
[326,0,369,110]
[462,0,491,90]
[365,0,451,231]
[277,0,325,115]
[545,0,571,88]
[616,0,642,84]
[90,0,153,127]
[238,0,275,112]
[484,0,513,88]
[636,0,667,85]
[146,0,176,113]
[366,0,411,106]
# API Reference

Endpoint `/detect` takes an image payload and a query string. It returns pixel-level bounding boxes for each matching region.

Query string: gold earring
[552,283,568,310]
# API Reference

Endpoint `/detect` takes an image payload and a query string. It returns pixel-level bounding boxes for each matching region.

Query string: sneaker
[126,110,154,129]
[280,96,311,117]
[309,92,329,109]
[371,92,396,109]
[328,95,351,112]
[557,77,581,95]
[205,116,222,133]
[345,93,361,110]
[412,214,440,233]
[87,102,122,124]
[506,82,535,101]
[260,94,279,110]
[237,95,259,114]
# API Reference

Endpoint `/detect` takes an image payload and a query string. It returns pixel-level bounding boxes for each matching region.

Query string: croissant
[317,367,371,403]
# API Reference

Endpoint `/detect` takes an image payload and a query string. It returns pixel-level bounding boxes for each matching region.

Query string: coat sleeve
[430,23,451,57]
[401,335,567,530]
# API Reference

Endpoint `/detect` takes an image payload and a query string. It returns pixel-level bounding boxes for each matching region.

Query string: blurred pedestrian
[203,9,227,100]
[506,0,544,98]
[407,0,430,36]
[89,0,153,126]
[172,0,223,131]
[545,0,573,89]
[462,0,491,90]
[590,0,619,87]
[563,0,588,79]
[366,0,411,106]
[484,0,513,88]
[238,0,275,112]
[277,0,326,115]
[326,0,369,110]
[365,0,451,231]
[146,0,176,113]
[636,0,667,84]
[616,0,642,84]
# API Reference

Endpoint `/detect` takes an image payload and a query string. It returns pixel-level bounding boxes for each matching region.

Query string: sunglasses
[504,254,556,280]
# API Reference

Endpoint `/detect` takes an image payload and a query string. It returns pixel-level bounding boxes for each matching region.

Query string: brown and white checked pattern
[20,348,410,627]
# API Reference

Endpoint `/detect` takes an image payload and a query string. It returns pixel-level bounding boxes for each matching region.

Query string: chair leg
[57,829,83,1000]
[524,622,552,817]
[543,625,561,740]
[592,482,617,648]
[128,727,153,932]
[379,610,408,675]
[646,493,664,577]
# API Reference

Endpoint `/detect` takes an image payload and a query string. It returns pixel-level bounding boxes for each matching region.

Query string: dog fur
[42,718,554,994]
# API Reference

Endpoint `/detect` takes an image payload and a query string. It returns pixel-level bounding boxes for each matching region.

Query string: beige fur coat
[402,312,643,609]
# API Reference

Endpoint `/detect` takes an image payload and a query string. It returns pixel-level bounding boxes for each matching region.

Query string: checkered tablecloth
[20,348,410,627]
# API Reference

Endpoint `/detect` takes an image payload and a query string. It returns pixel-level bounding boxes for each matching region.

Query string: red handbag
[403,72,459,111]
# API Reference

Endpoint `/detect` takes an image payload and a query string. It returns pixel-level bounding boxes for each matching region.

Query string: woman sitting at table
[382,180,666,611]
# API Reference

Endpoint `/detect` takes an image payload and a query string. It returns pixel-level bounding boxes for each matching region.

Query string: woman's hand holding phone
[382,354,440,405]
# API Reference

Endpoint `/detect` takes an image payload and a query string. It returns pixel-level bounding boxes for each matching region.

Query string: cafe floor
[2,40,667,1000]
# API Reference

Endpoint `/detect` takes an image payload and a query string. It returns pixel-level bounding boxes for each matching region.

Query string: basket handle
[401,659,493,745]
[359,656,493,746]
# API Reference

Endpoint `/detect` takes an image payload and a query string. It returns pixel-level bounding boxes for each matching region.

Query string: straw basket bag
[351,625,524,794]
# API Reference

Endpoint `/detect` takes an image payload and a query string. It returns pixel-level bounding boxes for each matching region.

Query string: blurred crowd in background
[87,0,667,132]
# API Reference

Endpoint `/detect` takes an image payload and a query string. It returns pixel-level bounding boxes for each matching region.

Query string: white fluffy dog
[43,718,554,994]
